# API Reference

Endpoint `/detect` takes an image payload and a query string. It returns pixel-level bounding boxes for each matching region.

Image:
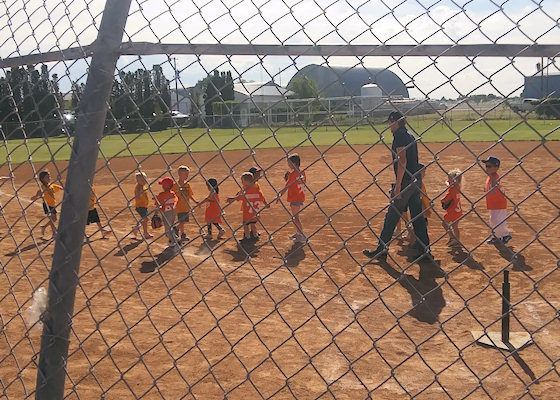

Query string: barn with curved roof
[289,64,409,98]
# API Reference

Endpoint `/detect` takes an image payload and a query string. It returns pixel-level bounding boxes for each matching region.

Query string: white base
[471,330,532,351]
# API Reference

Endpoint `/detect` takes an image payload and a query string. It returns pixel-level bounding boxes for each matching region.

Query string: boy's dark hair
[38,170,50,185]
[207,178,219,194]
[288,153,300,168]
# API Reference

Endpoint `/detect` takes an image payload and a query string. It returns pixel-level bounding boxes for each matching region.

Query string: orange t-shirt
[485,173,507,210]
[442,185,462,223]
[155,191,178,212]
[286,170,306,203]
[237,185,266,223]
[205,193,223,224]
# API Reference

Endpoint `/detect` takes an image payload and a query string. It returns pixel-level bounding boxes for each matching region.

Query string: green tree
[287,76,321,99]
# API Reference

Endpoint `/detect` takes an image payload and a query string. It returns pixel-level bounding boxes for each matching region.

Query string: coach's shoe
[362,248,387,261]
[501,234,512,244]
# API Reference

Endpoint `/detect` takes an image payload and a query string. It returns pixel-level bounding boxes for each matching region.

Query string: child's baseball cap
[482,156,500,167]
[158,176,174,190]
[249,166,262,174]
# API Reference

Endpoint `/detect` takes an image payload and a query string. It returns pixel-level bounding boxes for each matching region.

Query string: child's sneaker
[102,228,111,237]
[250,232,260,241]
[501,234,512,244]
[181,233,189,242]
[487,236,499,244]
[203,233,212,240]
[131,226,139,239]
[290,233,298,240]
[143,233,154,239]
[295,233,307,243]
[217,229,225,239]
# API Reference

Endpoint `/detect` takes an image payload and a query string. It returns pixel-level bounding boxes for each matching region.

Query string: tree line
[0,64,236,138]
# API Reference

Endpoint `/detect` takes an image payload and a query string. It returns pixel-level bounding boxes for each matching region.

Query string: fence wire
[1,0,559,399]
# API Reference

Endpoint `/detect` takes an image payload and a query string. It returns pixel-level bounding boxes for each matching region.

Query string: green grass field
[2,117,559,164]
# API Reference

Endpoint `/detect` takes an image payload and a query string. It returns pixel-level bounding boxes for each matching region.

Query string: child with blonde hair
[227,172,267,242]
[441,168,463,247]
[30,170,62,238]
[132,172,153,239]
[172,165,198,243]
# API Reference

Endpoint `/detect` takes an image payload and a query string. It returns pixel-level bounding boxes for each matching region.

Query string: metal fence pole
[34,1,133,399]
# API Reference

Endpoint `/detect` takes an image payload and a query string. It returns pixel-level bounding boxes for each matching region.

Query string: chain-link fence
[1,0,559,399]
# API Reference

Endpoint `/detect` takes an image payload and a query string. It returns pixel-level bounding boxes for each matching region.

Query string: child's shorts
[243,219,257,225]
[136,207,148,219]
[87,208,101,224]
[290,202,304,207]
[177,212,190,223]
[43,202,56,215]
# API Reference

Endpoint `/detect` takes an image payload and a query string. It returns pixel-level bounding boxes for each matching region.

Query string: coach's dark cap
[386,111,404,122]
[482,156,500,167]
[249,166,262,174]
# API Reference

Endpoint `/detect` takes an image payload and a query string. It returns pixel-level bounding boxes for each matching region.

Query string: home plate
[471,331,532,351]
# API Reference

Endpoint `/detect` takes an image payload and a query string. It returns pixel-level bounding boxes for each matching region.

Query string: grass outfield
[2,117,559,164]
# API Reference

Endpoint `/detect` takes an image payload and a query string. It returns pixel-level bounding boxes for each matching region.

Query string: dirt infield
[1,141,559,399]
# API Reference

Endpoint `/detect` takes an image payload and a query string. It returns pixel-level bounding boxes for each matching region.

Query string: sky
[0,0,558,99]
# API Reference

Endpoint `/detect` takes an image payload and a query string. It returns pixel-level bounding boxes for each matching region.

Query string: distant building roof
[289,64,408,98]
[234,81,293,99]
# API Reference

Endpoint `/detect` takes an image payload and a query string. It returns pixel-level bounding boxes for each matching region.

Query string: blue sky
[1,0,558,99]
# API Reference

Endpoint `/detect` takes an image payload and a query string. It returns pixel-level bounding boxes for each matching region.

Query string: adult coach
[363,111,432,262]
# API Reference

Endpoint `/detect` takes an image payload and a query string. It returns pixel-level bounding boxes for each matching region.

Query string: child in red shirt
[441,169,463,247]
[155,176,179,247]
[483,156,511,244]
[200,178,225,240]
[278,153,307,243]
[227,172,267,242]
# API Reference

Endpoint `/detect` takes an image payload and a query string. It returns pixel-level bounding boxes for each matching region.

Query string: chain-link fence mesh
[1,0,559,398]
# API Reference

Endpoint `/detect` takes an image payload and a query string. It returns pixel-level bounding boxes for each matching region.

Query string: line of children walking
[28,153,510,251]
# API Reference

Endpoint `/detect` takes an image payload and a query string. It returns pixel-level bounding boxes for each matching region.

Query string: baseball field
[0,138,559,399]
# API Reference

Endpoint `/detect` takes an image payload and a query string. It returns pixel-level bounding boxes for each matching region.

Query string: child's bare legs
[43,214,57,237]
[290,204,304,236]
[141,218,151,237]
[243,224,250,239]
[442,220,460,245]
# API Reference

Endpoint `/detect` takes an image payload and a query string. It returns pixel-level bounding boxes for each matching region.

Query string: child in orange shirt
[155,176,179,247]
[30,170,62,238]
[86,184,111,239]
[278,153,307,243]
[441,169,463,247]
[132,172,153,239]
[227,172,267,242]
[172,165,198,243]
[199,178,225,240]
[483,156,511,244]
